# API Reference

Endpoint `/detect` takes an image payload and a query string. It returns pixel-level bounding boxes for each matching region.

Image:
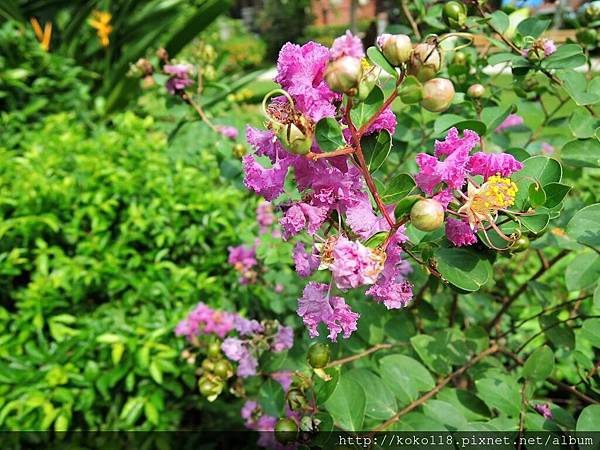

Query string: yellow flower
[459,174,518,229]
[89,11,112,47]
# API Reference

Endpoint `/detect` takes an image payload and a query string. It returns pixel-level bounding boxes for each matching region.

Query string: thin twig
[487,250,569,330]
[500,348,599,405]
[325,343,394,368]
[370,343,499,432]
[401,0,421,40]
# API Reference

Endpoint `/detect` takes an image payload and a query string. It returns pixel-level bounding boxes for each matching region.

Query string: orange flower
[89,11,112,47]
[30,17,52,51]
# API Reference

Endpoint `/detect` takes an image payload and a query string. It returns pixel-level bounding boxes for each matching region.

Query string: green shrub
[0,111,252,430]
[0,21,91,146]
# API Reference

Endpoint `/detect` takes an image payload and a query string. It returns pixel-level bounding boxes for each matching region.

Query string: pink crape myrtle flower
[222,337,258,378]
[446,218,478,246]
[495,114,524,132]
[275,41,339,122]
[330,236,384,289]
[175,303,236,340]
[216,125,238,140]
[534,403,553,420]
[164,63,194,94]
[293,242,320,278]
[330,30,365,60]
[297,282,359,341]
[271,325,294,352]
[467,152,523,180]
[415,128,480,195]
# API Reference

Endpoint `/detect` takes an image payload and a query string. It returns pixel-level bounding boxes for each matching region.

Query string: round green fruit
[324,56,363,95]
[443,1,468,29]
[274,418,298,444]
[410,199,445,232]
[307,342,330,369]
[452,51,467,66]
[420,78,455,112]
[467,83,485,99]
[206,341,222,358]
[510,236,530,253]
[213,359,233,379]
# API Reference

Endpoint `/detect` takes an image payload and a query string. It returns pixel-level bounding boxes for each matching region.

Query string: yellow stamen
[459,173,518,228]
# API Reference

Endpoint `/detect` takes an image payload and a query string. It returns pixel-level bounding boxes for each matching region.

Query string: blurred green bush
[0,111,251,430]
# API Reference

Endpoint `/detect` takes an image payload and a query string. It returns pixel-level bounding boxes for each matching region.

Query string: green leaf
[522,345,554,381]
[323,377,366,431]
[539,314,575,351]
[394,195,421,218]
[513,156,562,208]
[543,183,571,208]
[517,17,550,38]
[144,400,160,426]
[567,203,600,247]
[569,109,597,139]
[576,405,600,431]
[562,138,600,168]
[528,183,546,208]
[482,105,515,134]
[557,70,600,106]
[382,174,416,204]
[314,367,340,404]
[437,389,491,421]
[257,379,285,417]
[543,45,586,69]
[379,354,435,404]
[475,377,521,417]
[350,86,384,129]
[581,318,600,349]
[594,284,600,310]
[489,10,510,34]
[435,247,492,292]
[315,118,346,152]
[398,76,423,104]
[565,252,600,291]
[345,369,397,420]
[366,46,398,78]
[520,212,550,235]
[434,115,487,136]
[149,360,163,385]
[487,52,527,66]
[422,400,469,429]
[361,130,392,173]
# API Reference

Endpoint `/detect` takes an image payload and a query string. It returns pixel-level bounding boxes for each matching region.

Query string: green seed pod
[452,51,467,66]
[324,56,363,95]
[510,236,530,253]
[381,34,413,66]
[201,358,215,372]
[442,1,468,29]
[420,78,455,113]
[198,375,224,401]
[286,388,308,411]
[408,43,442,82]
[274,418,298,444]
[213,359,234,379]
[307,342,330,369]
[410,199,445,232]
[467,83,485,98]
[206,341,222,358]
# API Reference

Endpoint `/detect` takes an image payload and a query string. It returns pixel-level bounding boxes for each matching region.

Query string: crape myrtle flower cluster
[176,302,293,401]
[241,30,528,342]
